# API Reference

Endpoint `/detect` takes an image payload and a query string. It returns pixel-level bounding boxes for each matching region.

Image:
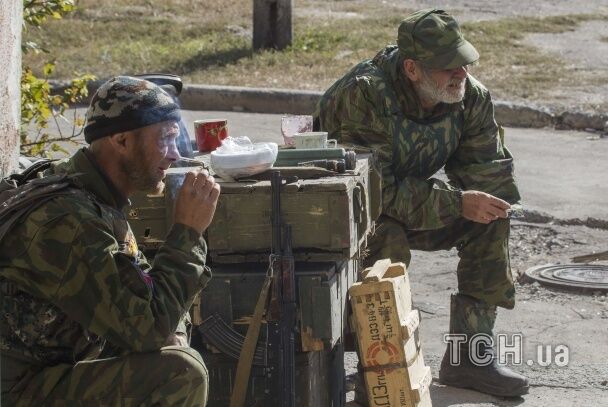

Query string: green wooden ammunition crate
[199,347,342,407]
[125,192,170,253]
[127,159,375,262]
[197,260,357,352]
[207,159,372,263]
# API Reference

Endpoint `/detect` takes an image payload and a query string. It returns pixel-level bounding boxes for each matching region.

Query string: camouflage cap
[397,9,479,70]
[84,76,181,143]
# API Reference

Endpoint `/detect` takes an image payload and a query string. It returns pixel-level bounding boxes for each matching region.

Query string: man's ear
[107,132,132,154]
[403,59,421,82]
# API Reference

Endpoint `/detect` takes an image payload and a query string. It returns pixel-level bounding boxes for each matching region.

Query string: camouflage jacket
[0,149,210,371]
[315,46,520,230]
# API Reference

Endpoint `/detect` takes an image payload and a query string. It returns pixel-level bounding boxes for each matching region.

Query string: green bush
[21,0,95,157]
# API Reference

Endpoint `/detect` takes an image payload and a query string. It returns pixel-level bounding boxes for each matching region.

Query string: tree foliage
[21,0,95,157]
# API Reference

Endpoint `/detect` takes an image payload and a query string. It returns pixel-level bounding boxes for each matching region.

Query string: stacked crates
[199,159,374,406]
[194,261,357,406]
[128,159,375,405]
[349,260,433,407]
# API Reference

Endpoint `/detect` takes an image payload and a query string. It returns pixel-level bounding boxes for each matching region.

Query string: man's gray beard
[416,69,466,106]
[121,145,165,194]
[130,165,165,194]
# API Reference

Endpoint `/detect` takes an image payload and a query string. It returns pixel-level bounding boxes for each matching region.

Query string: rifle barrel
[271,171,282,254]
[269,171,296,407]
[281,224,296,406]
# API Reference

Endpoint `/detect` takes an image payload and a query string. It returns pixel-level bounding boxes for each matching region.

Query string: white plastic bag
[210,136,278,180]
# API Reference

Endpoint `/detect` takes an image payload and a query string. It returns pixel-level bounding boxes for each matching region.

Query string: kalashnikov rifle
[227,171,296,407]
[269,170,296,406]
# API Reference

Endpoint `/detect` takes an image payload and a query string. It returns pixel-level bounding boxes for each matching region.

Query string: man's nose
[167,138,180,161]
[453,65,468,79]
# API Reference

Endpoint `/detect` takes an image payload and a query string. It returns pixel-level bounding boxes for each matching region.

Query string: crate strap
[229,273,272,407]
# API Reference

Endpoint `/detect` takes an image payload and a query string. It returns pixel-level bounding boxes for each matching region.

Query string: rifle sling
[229,273,272,407]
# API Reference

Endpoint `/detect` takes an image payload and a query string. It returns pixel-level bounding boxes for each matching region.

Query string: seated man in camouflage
[315,9,528,398]
[1,76,219,405]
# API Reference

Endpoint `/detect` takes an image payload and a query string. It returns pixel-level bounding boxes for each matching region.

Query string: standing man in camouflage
[1,76,219,405]
[315,9,529,398]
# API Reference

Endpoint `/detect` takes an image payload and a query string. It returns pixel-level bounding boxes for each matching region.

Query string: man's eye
[161,133,178,142]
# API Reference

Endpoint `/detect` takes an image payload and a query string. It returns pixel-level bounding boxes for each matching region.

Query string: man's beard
[121,141,165,194]
[416,69,466,106]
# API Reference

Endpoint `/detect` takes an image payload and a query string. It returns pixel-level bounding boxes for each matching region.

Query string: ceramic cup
[194,119,227,152]
[293,131,337,149]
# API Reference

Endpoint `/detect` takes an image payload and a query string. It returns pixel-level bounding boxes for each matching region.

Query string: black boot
[438,294,529,397]
[439,340,529,397]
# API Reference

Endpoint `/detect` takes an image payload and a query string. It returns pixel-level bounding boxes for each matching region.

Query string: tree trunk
[0,0,22,176]
[253,0,292,50]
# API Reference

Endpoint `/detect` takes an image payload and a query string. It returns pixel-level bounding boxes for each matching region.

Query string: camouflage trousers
[364,215,515,310]
[2,346,208,406]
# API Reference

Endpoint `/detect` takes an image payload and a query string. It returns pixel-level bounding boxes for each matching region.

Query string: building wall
[0,1,22,177]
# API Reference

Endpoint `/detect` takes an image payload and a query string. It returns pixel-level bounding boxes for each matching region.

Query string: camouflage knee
[151,346,209,407]
[363,215,411,268]
[2,347,209,406]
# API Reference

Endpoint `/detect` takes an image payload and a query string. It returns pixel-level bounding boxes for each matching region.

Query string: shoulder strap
[229,273,273,407]
[6,159,55,186]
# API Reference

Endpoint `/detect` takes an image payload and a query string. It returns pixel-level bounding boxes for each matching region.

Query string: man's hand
[173,169,221,234]
[164,332,189,347]
[462,190,510,224]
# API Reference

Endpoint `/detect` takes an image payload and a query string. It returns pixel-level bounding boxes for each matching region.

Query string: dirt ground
[343,221,608,406]
[397,0,608,21]
[300,0,608,113]
[397,1,608,112]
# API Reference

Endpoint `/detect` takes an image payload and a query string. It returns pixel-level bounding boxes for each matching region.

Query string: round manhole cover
[524,264,608,292]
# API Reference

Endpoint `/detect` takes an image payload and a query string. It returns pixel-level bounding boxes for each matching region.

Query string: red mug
[194,119,228,152]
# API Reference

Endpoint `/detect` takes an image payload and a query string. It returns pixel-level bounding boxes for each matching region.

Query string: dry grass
[22,0,608,109]
[462,14,608,103]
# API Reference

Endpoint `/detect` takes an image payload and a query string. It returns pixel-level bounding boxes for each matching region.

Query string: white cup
[293,131,337,149]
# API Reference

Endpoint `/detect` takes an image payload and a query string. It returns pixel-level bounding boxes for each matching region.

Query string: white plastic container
[210,137,278,180]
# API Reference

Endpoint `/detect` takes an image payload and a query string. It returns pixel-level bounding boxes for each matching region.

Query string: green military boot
[438,294,529,397]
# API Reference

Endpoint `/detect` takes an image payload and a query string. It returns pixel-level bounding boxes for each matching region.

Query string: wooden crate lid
[215,159,368,194]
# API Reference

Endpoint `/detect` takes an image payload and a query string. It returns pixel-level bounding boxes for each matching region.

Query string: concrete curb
[180,84,608,131]
[51,80,608,131]
[180,84,321,115]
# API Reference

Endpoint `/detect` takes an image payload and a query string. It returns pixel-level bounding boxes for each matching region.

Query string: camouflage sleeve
[12,210,210,352]
[80,220,210,351]
[445,78,521,204]
[317,78,462,230]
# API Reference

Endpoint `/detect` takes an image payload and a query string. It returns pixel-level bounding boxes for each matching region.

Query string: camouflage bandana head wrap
[84,76,181,143]
[397,9,479,70]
